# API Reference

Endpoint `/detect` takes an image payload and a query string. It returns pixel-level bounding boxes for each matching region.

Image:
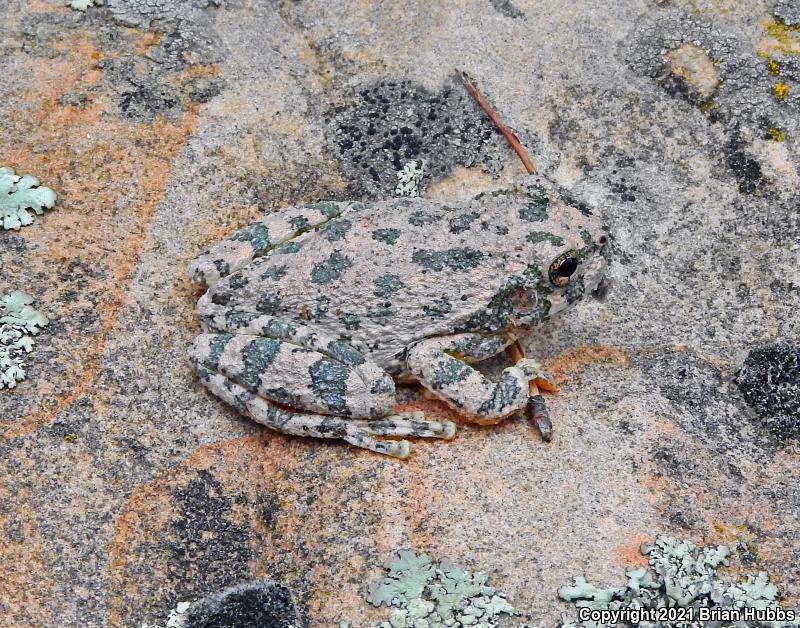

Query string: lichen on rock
[559,536,791,627]
[736,341,800,442]
[367,550,519,628]
[0,291,49,389]
[0,167,56,231]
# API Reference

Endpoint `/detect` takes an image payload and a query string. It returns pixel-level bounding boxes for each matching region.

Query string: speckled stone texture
[0,0,798,626]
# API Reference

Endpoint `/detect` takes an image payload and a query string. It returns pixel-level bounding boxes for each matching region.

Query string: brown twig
[458,69,537,174]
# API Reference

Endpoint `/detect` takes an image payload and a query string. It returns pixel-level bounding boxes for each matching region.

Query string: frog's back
[198,180,585,370]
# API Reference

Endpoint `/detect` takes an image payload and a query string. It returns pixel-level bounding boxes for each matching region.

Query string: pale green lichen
[367,550,519,628]
[141,601,190,628]
[559,535,792,627]
[65,0,104,10]
[0,167,57,230]
[0,292,49,389]
[395,160,426,197]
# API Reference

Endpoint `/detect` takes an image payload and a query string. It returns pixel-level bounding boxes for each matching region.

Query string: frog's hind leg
[194,363,429,459]
[406,333,544,426]
[188,320,457,456]
[188,201,356,287]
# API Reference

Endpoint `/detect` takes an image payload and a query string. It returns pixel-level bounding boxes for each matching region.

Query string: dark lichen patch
[373,274,406,298]
[408,210,441,226]
[309,358,349,414]
[448,211,481,234]
[310,251,353,284]
[527,231,565,246]
[182,580,301,628]
[167,470,254,603]
[774,0,800,27]
[736,341,800,442]
[372,228,401,245]
[411,247,484,272]
[625,8,800,162]
[326,78,508,197]
[724,134,765,194]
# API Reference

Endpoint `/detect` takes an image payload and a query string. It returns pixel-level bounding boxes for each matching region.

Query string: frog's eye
[549,251,579,286]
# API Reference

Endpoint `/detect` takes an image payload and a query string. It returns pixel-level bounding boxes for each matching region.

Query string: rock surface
[1,0,798,626]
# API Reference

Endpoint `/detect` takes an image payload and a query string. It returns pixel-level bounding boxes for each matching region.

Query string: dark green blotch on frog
[457,277,525,333]
[373,274,406,298]
[409,210,441,226]
[231,223,271,254]
[372,228,401,245]
[321,219,352,242]
[304,201,342,219]
[275,241,303,254]
[239,337,283,392]
[326,339,366,366]
[289,215,310,231]
[431,357,472,390]
[527,231,564,246]
[311,251,353,284]
[227,274,249,290]
[311,296,331,321]
[519,185,549,221]
[262,318,297,340]
[448,212,480,234]
[478,376,522,415]
[204,333,233,370]
[226,310,260,329]
[423,297,452,318]
[340,313,362,330]
[256,293,282,314]
[563,274,586,305]
[213,258,231,277]
[309,358,350,414]
[411,247,485,272]
[367,303,395,319]
[260,265,288,281]
[211,291,232,306]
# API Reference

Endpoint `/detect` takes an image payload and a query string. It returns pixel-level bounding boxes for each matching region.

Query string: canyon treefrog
[188,175,608,457]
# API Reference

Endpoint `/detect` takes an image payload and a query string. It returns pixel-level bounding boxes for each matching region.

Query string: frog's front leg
[188,315,455,457]
[406,333,547,426]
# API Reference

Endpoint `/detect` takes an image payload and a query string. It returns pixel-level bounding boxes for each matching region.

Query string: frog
[187,174,609,458]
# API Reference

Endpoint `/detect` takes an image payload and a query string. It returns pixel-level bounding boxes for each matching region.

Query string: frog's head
[506,177,610,328]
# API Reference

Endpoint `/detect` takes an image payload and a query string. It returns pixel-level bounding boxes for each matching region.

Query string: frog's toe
[343,434,411,459]
[514,358,558,392]
[354,413,457,440]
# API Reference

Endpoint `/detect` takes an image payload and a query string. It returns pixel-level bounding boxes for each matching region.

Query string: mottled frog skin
[188,175,609,457]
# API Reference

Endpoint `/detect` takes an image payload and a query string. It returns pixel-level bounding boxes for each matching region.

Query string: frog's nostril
[598,234,608,245]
